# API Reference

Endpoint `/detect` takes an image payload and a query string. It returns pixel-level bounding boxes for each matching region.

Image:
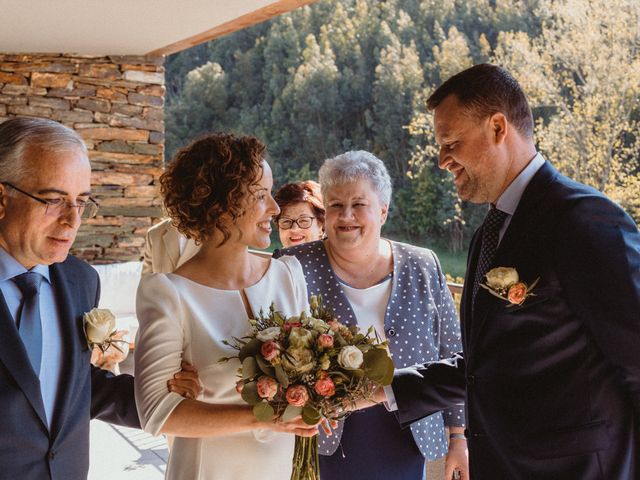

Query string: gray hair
[318,150,392,205]
[0,117,87,183]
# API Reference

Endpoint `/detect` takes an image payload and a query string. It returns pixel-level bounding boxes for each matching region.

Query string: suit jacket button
[49,451,55,460]
[387,327,396,337]
[466,375,475,386]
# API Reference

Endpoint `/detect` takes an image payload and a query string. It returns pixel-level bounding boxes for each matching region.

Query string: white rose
[281,347,316,373]
[485,267,519,290]
[84,308,116,345]
[338,346,364,369]
[256,326,281,342]
[288,327,315,348]
[308,317,330,333]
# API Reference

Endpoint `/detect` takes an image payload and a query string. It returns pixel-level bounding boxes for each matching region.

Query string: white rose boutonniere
[83,308,126,353]
[485,267,520,290]
[481,267,539,306]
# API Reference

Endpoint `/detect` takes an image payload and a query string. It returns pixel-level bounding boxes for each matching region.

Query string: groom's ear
[489,112,508,146]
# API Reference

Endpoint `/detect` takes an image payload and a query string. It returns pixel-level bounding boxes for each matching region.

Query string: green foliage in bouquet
[219,294,395,480]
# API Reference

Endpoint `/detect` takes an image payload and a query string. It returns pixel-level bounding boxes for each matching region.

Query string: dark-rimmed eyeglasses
[3,182,100,219]
[276,216,316,230]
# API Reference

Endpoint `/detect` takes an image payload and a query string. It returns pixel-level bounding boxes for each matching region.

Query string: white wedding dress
[134,255,309,480]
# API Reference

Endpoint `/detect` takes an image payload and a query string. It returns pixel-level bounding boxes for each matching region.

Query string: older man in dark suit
[0,117,198,480]
[388,64,640,479]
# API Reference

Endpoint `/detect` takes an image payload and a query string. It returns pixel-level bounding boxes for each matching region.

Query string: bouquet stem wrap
[291,435,319,480]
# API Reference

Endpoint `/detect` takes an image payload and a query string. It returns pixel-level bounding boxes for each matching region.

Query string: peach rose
[285,385,309,407]
[507,282,527,305]
[327,320,342,332]
[235,379,245,394]
[261,341,281,361]
[317,333,334,349]
[283,322,303,332]
[314,375,336,397]
[256,376,278,400]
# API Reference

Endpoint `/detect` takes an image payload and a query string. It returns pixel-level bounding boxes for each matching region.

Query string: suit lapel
[0,290,48,429]
[461,227,482,353]
[48,262,84,440]
[161,227,180,271]
[467,162,558,354]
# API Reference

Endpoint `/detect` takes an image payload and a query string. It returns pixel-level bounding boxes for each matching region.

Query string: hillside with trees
[165,0,640,274]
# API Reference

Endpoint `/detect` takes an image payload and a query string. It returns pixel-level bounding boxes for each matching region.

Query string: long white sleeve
[134,273,187,435]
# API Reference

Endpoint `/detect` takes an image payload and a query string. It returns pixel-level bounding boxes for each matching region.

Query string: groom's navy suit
[392,162,640,479]
[0,255,139,480]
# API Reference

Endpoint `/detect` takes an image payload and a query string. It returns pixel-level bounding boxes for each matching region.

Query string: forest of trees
[165,0,640,264]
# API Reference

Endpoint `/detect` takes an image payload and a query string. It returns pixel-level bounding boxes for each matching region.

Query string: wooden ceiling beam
[147,0,318,56]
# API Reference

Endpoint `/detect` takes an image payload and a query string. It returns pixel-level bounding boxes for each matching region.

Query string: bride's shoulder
[270,254,305,282]
[138,272,181,297]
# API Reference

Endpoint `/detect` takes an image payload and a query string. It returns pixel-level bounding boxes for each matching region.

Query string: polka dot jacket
[274,240,466,460]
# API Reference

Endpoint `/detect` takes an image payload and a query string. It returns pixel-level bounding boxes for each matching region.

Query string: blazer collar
[161,227,181,270]
[0,290,48,429]
[177,238,200,269]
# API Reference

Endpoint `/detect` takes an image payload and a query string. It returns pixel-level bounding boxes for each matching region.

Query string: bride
[134,133,317,479]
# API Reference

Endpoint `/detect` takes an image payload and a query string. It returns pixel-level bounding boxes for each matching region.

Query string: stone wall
[0,54,165,263]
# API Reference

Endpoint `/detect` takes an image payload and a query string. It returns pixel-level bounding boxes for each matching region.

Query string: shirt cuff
[382,385,398,411]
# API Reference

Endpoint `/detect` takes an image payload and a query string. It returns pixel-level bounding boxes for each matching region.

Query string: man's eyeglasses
[3,182,100,219]
[277,216,316,230]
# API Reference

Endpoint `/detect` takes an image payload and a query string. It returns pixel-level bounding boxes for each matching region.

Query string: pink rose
[314,375,336,397]
[508,282,527,305]
[327,320,342,332]
[285,385,309,407]
[283,322,303,332]
[261,340,281,361]
[235,380,245,394]
[317,333,334,349]
[256,376,278,400]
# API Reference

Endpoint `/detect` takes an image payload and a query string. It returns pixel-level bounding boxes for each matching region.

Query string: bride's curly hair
[160,132,265,245]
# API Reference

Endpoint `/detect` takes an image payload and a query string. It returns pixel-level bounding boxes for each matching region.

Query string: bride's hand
[269,416,319,437]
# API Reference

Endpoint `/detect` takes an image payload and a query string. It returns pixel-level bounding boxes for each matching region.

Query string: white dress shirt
[495,152,546,244]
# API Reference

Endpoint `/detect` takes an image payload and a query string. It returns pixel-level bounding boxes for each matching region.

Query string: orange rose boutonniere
[480,267,539,306]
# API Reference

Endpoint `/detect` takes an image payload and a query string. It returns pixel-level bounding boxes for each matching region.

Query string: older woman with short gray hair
[275,150,468,480]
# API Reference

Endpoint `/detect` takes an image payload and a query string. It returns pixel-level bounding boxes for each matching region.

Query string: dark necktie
[13,272,43,376]
[472,207,508,304]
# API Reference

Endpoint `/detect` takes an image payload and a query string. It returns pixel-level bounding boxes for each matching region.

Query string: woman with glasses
[274,180,325,248]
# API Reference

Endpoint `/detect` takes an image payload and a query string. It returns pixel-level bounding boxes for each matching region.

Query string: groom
[389,64,640,479]
[0,117,199,479]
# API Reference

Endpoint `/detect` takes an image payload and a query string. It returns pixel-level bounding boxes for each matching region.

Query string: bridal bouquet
[219,295,394,480]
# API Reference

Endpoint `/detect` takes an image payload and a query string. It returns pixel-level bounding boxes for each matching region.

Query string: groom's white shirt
[495,152,545,244]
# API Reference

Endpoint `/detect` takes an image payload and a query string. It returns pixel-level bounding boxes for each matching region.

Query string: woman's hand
[269,416,320,437]
[444,433,469,480]
[167,361,204,399]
